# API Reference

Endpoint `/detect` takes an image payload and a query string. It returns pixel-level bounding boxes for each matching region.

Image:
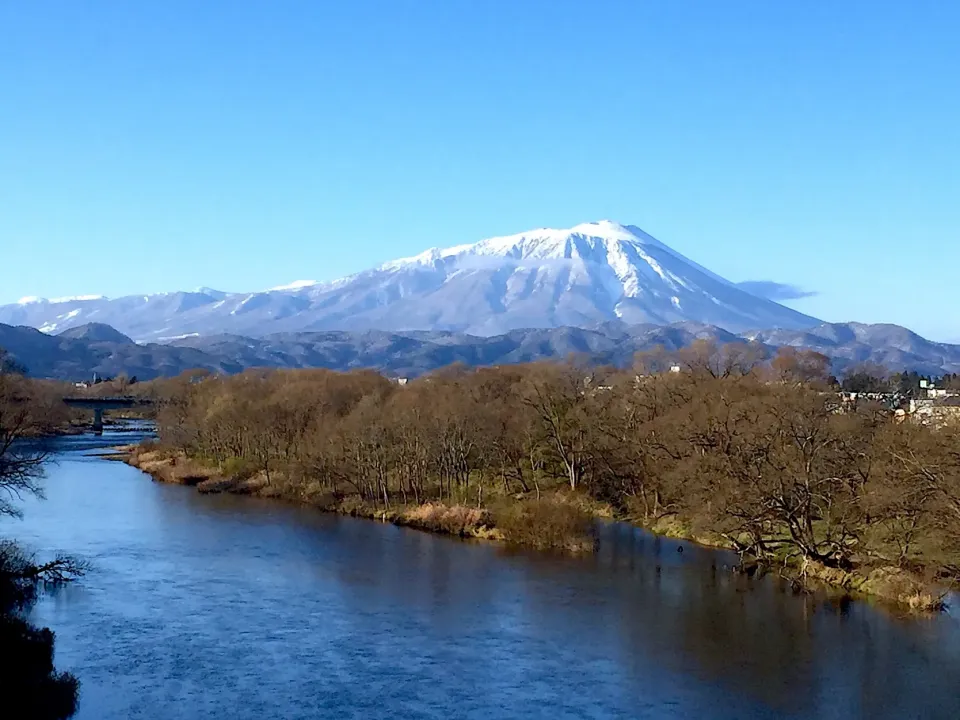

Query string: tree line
[145,341,960,585]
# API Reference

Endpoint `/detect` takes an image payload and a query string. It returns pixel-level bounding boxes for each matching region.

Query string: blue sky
[1,1,958,339]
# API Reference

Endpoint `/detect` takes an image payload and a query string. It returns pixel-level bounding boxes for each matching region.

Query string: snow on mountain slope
[0,221,819,341]
[292,220,819,336]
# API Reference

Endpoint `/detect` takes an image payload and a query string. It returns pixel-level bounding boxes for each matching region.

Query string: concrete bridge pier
[93,408,104,435]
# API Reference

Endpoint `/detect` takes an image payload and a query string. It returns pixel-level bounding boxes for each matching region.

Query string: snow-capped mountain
[0,221,819,341]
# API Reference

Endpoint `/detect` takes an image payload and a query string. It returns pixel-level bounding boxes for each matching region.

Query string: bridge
[62,396,154,434]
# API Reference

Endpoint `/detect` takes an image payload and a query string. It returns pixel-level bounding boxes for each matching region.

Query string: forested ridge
[143,341,960,608]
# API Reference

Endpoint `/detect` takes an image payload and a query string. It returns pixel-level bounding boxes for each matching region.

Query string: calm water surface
[13,433,960,719]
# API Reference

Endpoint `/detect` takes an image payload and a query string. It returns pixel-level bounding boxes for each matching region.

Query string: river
[11,432,960,719]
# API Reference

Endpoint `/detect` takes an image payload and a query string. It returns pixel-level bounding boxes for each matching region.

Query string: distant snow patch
[50,295,104,303]
[18,294,104,305]
[268,280,318,292]
[635,248,672,287]
[230,295,254,315]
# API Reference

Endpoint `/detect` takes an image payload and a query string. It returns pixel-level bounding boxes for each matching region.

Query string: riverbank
[29,439,960,720]
[633,515,948,613]
[114,444,947,611]
[115,446,597,553]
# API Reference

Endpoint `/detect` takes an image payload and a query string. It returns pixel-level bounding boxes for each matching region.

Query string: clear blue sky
[2,1,958,339]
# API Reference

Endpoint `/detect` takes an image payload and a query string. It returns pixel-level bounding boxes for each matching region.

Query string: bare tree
[522,362,596,491]
[0,370,46,518]
[771,347,833,386]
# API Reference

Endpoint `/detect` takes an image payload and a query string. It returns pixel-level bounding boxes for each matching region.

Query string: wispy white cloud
[737,281,817,301]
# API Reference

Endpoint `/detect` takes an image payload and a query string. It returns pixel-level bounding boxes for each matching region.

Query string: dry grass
[493,496,596,553]
[799,559,945,612]
[125,449,502,540]
[857,566,946,612]
[126,449,219,486]
[641,514,732,549]
[196,476,240,493]
[169,459,218,486]
[398,503,495,538]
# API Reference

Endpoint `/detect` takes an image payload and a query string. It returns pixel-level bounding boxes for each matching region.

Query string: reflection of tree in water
[591,523,819,715]
[509,522,960,718]
[805,601,960,719]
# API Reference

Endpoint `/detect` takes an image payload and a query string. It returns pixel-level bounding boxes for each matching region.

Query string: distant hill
[1,320,959,381]
[0,323,240,381]
[56,322,135,345]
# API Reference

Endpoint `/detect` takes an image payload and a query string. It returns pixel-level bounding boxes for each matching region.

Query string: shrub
[219,456,256,481]
[493,497,596,553]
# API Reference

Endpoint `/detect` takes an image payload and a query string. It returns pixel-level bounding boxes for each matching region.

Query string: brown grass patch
[857,566,946,612]
[169,459,218,486]
[196,476,239,494]
[493,496,596,553]
[799,559,945,612]
[399,503,493,537]
[127,449,218,486]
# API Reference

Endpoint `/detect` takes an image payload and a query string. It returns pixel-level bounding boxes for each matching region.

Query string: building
[919,378,957,400]
[911,396,960,428]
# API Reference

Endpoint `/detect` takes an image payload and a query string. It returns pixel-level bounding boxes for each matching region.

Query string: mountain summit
[293,220,819,335]
[0,222,818,341]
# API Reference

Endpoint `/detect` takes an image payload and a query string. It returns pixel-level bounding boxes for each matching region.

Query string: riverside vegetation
[0,350,85,720]
[126,341,960,611]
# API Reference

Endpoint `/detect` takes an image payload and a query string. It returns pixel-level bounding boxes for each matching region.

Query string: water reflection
[13,436,960,719]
